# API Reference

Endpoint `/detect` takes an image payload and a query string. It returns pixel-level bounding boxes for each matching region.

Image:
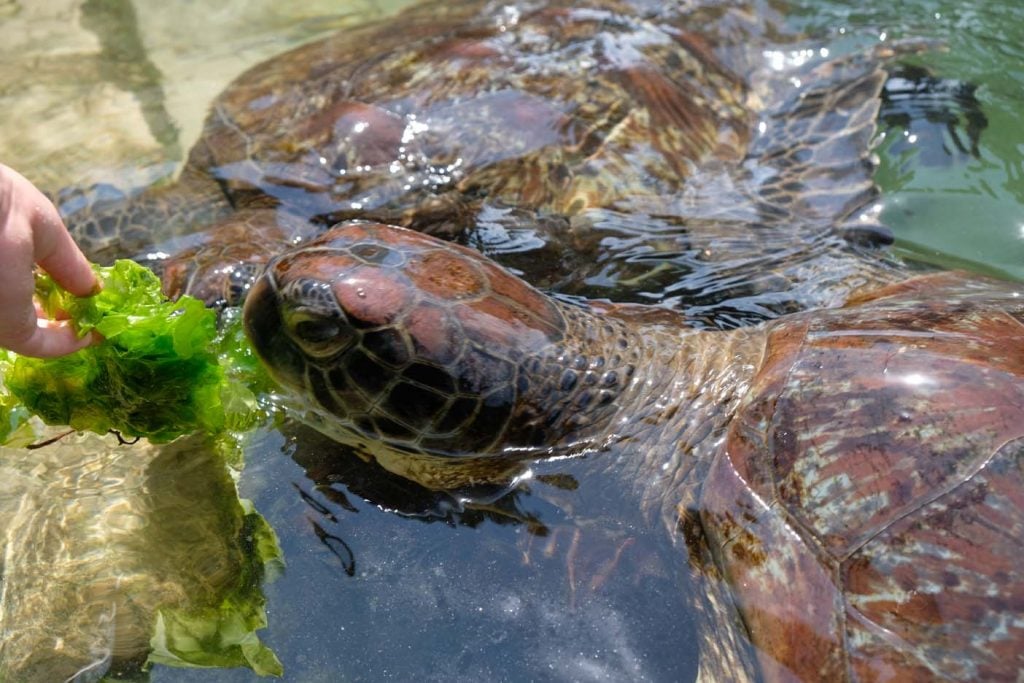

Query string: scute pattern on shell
[707,272,1024,680]
[196,0,751,229]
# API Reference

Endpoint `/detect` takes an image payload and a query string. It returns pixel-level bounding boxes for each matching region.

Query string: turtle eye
[295,317,341,343]
[286,310,354,358]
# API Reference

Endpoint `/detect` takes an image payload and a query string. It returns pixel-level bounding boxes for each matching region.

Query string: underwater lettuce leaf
[149,501,285,677]
[1,260,269,443]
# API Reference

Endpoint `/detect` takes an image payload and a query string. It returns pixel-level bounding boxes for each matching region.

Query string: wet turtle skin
[64,0,905,316]
[243,222,1024,681]
[50,0,1012,679]
[65,0,753,261]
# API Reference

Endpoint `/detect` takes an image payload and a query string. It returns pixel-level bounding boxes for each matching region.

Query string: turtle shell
[66,0,904,322]
[193,0,752,230]
[703,272,1024,679]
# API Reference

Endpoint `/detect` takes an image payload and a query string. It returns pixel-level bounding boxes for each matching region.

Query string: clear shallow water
[0,1,1022,682]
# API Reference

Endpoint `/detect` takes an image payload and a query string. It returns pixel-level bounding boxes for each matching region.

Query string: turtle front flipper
[748,44,987,244]
[584,45,986,317]
[745,51,891,242]
[155,208,319,308]
[59,165,232,265]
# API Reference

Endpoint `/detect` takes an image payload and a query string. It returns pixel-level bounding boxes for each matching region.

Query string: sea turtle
[241,220,1024,681]
[63,0,910,320]
[47,0,1015,680]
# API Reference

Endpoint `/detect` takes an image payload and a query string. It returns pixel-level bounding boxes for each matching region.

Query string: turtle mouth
[243,270,309,390]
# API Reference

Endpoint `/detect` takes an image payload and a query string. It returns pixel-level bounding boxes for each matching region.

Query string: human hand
[0,163,99,357]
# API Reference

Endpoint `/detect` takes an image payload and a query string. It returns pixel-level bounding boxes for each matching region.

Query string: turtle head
[243,222,572,484]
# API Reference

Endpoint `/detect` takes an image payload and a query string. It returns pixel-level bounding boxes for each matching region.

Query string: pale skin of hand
[0,163,99,357]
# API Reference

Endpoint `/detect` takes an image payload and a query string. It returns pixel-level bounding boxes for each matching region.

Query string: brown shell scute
[188,0,752,235]
[707,273,1024,680]
[845,438,1024,680]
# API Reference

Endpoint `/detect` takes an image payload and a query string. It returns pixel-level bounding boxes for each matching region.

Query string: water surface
[0,1,1022,681]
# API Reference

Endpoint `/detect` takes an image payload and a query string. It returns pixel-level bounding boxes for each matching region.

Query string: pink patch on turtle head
[332,265,416,328]
[455,295,561,351]
[403,302,463,366]
[272,250,361,286]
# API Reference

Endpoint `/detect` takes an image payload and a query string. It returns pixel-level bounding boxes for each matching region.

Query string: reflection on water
[0,1,1023,681]
[78,0,181,160]
[243,424,693,682]
[0,432,276,681]
[0,0,417,189]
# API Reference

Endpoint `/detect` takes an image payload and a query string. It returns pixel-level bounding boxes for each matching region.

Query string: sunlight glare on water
[0,1,1022,682]
[789,1,1024,280]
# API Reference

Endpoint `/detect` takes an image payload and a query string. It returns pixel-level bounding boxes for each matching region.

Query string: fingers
[1,319,95,359]
[0,164,98,357]
[0,166,45,354]
[0,264,90,358]
[3,165,99,297]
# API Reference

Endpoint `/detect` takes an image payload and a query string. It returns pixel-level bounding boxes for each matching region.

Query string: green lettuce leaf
[1,260,270,443]
[0,385,31,446]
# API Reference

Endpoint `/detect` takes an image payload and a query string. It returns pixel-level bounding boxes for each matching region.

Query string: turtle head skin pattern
[244,222,1024,681]
[243,221,678,488]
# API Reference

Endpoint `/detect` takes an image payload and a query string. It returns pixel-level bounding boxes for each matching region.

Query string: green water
[793,1,1024,279]
[0,2,1022,682]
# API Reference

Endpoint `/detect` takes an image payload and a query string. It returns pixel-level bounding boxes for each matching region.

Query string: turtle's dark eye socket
[286,310,353,359]
[295,317,341,343]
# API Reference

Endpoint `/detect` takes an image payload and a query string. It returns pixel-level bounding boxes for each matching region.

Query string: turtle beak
[243,270,308,389]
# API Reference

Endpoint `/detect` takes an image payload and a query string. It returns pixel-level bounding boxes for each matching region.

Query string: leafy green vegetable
[149,499,285,676]
[1,260,270,443]
[0,386,30,445]
[0,261,288,678]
